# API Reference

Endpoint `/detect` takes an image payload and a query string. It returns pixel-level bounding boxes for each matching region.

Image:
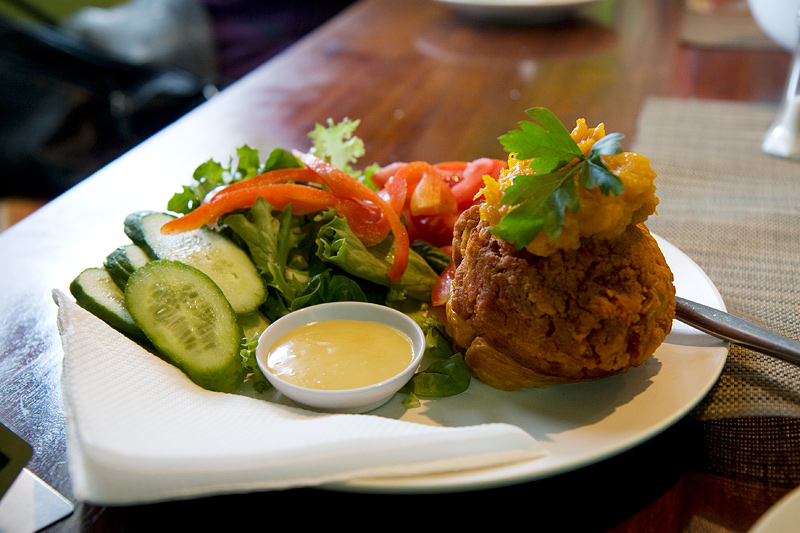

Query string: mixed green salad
[70,119,470,408]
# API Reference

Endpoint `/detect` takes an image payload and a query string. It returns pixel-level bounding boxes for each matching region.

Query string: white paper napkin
[53,289,545,505]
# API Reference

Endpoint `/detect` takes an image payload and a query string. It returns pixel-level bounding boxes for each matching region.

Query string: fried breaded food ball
[446,205,675,390]
[479,119,660,257]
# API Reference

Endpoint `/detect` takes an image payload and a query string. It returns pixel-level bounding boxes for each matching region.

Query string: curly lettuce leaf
[239,332,271,393]
[308,118,365,177]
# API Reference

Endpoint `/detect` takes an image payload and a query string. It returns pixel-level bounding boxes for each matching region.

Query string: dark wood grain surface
[1,0,795,530]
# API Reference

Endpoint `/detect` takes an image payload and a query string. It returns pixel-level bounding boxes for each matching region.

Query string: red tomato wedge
[410,212,461,248]
[450,157,506,209]
[370,161,406,190]
[431,261,455,307]
[294,151,410,283]
[433,161,468,185]
[374,158,506,249]
[393,161,439,196]
[410,171,458,216]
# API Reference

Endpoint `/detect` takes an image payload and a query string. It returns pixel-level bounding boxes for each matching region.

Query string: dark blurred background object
[200,0,357,85]
[0,0,354,223]
[0,10,212,200]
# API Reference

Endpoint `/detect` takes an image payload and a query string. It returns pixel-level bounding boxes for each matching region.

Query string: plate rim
[325,234,729,493]
[433,0,603,10]
[749,483,800,533]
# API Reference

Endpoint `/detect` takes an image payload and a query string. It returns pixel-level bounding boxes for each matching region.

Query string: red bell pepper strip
[209,167,321,201]
[161,181,388,247]
[333,197,391,247]
[160,183,339,235]
[391,161,438,196]
[383,172,408,216]
[295,151,410,283]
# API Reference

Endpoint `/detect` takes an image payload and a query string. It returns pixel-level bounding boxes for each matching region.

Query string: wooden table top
[1,0,796,530]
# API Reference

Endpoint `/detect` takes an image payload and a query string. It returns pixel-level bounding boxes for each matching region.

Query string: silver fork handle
[675,296,800,367]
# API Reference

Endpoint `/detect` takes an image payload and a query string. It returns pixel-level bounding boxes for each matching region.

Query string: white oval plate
[749,483,800,533]
[434,0,605,22]
[326,235,729,492]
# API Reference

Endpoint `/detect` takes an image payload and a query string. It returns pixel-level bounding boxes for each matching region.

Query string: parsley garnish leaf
[491,165,580,245]
[491,107,625,249]
[498,107,583,174]
[580,132,625,195]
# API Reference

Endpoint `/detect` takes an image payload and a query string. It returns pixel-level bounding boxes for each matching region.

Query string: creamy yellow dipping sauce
[265,319,415,390]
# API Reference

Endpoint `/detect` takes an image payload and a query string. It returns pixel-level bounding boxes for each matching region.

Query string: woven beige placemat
[681,1,780,50]
[632,97,800,482]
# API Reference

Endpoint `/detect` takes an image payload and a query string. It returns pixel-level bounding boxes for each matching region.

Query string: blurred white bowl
[748,0,800,51]
[256,302,425,414]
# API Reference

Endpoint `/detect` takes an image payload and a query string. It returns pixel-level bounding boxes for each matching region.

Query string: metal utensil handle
[674,296,800,367]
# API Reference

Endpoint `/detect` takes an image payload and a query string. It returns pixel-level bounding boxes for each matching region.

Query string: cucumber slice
[124,211,266,314]
[125,260,246,393]
[104,243,151,289]
[69,267,146,341]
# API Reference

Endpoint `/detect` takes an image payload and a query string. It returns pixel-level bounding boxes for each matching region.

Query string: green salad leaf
[224,198,311,304]
[410,240,452,274]
[308,117,365,177]
[402,353,471,398]
[492,107,625,249]
[391,307,470,400]
[315,215,439,302]
[167,146,301,214]
[239,332,271,393]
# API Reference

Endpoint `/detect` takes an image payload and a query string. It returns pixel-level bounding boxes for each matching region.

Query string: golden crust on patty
[446,205,676,391]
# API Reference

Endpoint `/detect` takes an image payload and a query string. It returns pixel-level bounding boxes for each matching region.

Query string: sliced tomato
[370,161,406,190]
[431,261,455,307]
[411,212,461,248]
[433,161,468,185]
[409,171,457,216]
[450,157,506,209]
[402,206,423,243]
